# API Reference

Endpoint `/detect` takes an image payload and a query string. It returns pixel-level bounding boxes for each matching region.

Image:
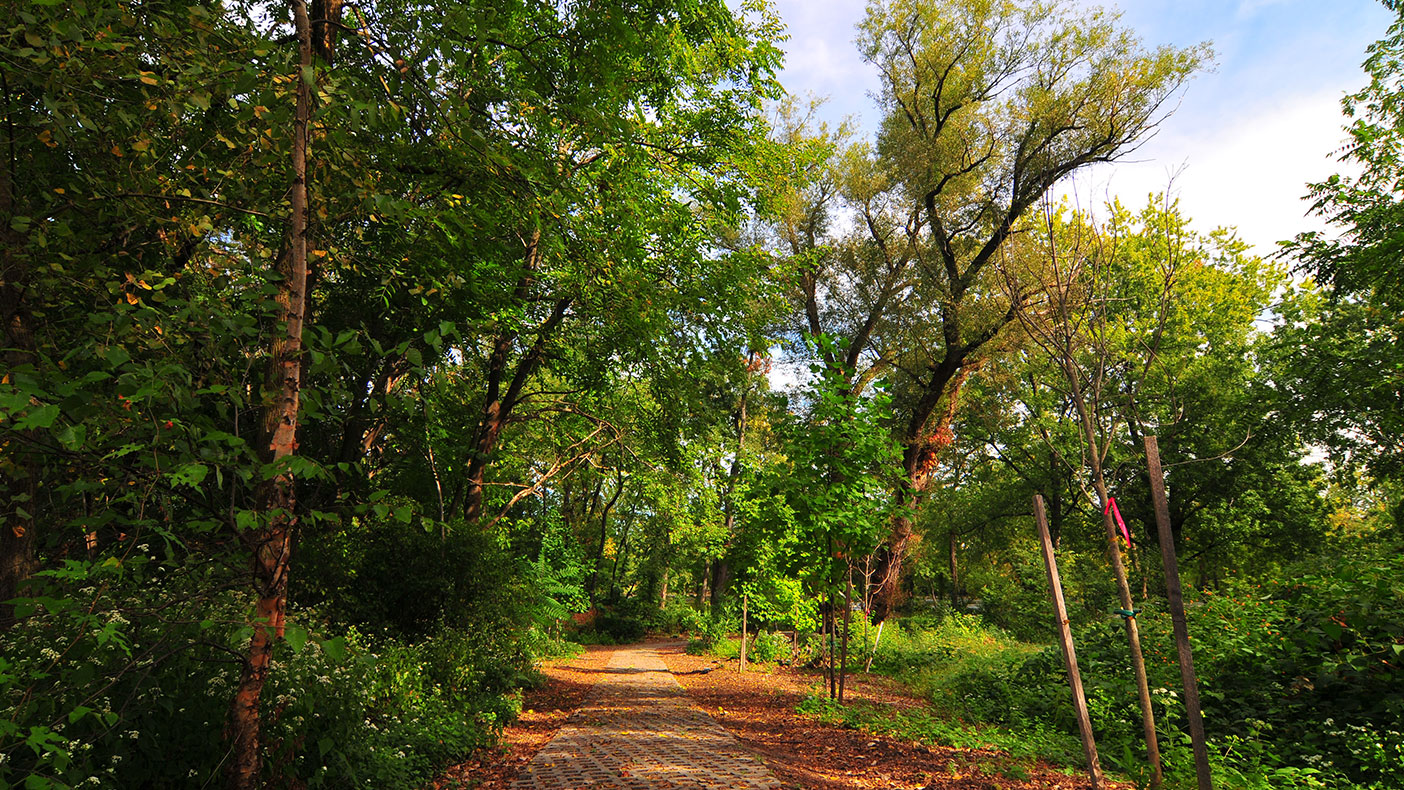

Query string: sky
[766,0,1398,255]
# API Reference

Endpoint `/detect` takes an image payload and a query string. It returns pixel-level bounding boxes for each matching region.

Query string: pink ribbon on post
[1105,496,1131,546]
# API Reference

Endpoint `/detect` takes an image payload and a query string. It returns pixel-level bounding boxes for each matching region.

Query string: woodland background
[0,0,1400,788]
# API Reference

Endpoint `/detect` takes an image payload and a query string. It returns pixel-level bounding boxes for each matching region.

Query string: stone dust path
[509,644,783,790]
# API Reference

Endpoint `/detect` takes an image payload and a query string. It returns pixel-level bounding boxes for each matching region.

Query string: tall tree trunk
[462,235,539,526]
[819,586,831,698]
[710,363,753,613]
[461,286,570,528]
[839,570,853,703]
[225,4,314,788]
[585,473,619,607]
[694,560,708,609]
[948,529,960,608]
[871,365,972,621]
[609,508,636,598]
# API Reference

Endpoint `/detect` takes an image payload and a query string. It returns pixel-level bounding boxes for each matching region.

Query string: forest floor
[436,641,1118,790]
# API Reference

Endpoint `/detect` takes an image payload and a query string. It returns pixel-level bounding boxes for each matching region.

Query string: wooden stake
[1035,495,1102,789]
[1144,436,1214,790]
[740,591,748,673]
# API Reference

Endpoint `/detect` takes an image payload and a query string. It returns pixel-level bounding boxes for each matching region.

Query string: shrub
[658,603,707,635]
[748,631,793,663]
[865,546,1404,790]
[595,613,646,643]
[0,588,530,789]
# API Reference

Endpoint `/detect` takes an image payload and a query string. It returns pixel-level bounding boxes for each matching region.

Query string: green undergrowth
[842,546,1404,790]
[797,694,1084,771]
[0,522,571,789]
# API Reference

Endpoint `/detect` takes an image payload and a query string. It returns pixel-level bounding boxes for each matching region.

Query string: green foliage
[0,578,531,789]
[748,631,795,664]
[780,347,904,588]
[1281,4,1404,486]
[594,613,647,644]
[866,547,1404,790]
[658,604,709,636]
[796,695,1083,769]
[3,0,1399,785]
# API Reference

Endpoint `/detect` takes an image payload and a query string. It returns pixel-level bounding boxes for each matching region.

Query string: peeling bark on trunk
[871,365,972,621]
[224,5,314,787]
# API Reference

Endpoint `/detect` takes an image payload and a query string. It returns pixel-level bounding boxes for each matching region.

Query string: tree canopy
[0,0,1399,788]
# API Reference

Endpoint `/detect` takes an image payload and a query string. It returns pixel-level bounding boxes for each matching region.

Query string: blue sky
[767,0,1397,254]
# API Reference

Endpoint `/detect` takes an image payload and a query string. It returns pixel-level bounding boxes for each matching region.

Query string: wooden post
[740,591,748,673]
[1144,436,1214,790]
[1035,494,1102,788]
[864,620,883,673]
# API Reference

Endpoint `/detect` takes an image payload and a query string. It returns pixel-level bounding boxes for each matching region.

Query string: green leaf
[321,636,347,662]
[284,624,309,653]
[16,403,60,430]
[170,462,209,488]
[102,347,131,367]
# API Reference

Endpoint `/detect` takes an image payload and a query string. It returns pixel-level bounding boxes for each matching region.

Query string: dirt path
[453,642,1113,790]
[503,643,781,789]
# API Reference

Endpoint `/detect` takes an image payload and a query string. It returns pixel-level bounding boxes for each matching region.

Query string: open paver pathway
[510,644,783,790]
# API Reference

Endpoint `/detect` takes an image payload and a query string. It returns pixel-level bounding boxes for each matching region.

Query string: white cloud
[1058,88,1353,254]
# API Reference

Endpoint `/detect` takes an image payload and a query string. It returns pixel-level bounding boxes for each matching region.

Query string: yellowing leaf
[132,139,149,152]
[139,71,158,85]
[126,292,140,305]
[110,145,123,157]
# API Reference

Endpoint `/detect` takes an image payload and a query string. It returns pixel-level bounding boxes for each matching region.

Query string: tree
[1000,195,1318,787]
[225,0,317,785]
[0,0,790,783]
[782,344,903,701]
[770,0,1208,618]
[1282,0,1404,490]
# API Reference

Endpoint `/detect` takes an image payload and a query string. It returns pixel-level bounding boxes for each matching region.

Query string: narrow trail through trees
[508,644,781,790]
